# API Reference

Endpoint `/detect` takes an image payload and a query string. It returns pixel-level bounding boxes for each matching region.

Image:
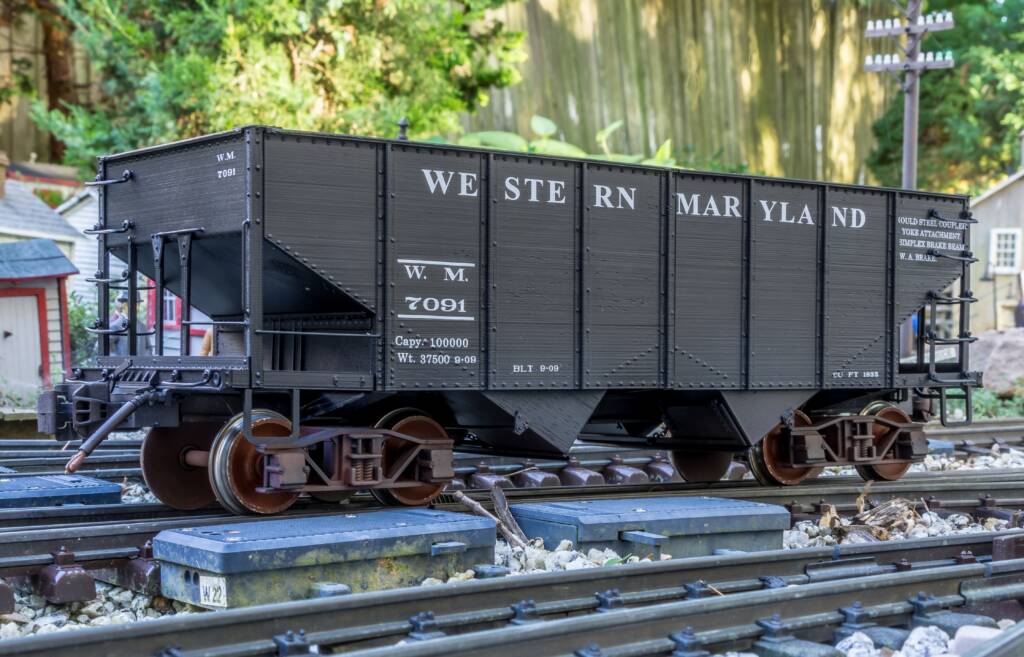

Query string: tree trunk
[34,1,74,162]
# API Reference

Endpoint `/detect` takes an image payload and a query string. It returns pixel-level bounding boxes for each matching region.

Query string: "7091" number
[404,297,466,313]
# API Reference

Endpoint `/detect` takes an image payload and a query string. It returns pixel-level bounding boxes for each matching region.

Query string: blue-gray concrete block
[154,509,495,608]
[511,496,789,557]
[928,439,955,456]
[0,474,121,507]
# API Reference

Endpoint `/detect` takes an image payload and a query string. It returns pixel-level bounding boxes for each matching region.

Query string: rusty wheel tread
[371,409,448,507]
[748,410,817,486]
[855,404,913,482]
[208,411,300,515]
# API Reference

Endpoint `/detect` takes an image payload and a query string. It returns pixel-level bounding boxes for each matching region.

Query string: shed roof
[9,160,80,185]
[973,169,1024,207]
[0,179,80,241]
[0,238,78,281]
[56,187,97,216]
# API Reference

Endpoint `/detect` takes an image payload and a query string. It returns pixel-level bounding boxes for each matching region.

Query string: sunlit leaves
[867,0,1024,194]
[529,114,558,138]
[30,0,525,172]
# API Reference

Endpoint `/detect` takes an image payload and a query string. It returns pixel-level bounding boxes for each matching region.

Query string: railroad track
[2,530,1022,656]
[926,417,1024,456]
[2,470,1024,587]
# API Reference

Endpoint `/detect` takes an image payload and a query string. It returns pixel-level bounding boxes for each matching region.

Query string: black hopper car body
[39,126,980,513]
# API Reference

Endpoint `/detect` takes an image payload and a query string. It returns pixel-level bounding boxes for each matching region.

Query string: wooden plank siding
[470,0,894,183]
[0,12,96,162]
[3,2,890,183]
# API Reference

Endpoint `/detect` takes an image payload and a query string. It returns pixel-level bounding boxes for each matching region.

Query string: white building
[56,187,210,355]
[55,187,100,303]
[970,141,1024,332]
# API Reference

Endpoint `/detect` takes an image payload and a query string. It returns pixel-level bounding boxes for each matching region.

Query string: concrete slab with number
[0,474,121,507]
[510,496,790,558]
[153,509,496,608]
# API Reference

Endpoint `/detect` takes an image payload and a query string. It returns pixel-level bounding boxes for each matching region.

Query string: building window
[163,290,179,325]
[990,228,1022,275]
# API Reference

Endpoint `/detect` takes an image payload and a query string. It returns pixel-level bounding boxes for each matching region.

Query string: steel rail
[330,560,1024,657]
[1,468,1023,537]
[0,467,142,479]
[925,417,1024,445]
[2,469,1024,557]
[0,502,218,529]
[2,535,1021,657]
[440,468,1024,516]
[0,467,1018,627]
[0,453,140,471]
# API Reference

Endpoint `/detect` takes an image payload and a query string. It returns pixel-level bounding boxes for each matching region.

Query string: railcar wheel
[208,411,300,515]
[141,424,218,510]
[670,451,732,483]
[748,410,817,486]
[855,403,913,482]
[370,409,448,507]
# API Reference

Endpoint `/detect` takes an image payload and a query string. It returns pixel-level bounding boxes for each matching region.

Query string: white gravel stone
[32,613,67,627]
[895,625,950,657]
[836,631,881,657]
[112,589,134,604]
[120,480,159,504]
[8,576,203,637]
[79,601,103,618]
[784,504,1009,549]
[425,535,653,586]
[911,444,1024,473]
[950,624,1003,654]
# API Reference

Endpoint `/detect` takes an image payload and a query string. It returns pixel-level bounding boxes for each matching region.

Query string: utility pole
[864,4,956,357]
[863,3,955,189]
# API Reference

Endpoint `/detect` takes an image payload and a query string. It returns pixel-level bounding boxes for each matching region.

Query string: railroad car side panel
[670,173,745,389]
[104,133,247,248]
[489,156,578,389]
[385,145,484,389]
[264,133,379,311]
[823,187,889,388]
[583,165,661,388]
[749,180,819,388]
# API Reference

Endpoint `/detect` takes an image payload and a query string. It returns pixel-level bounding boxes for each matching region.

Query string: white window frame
[989,228,1023,275]
[163,290,179,325]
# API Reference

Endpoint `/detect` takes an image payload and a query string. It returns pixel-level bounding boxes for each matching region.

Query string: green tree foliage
[867,0,1024,194]
[66,291,97,366]
[32,0,524,171]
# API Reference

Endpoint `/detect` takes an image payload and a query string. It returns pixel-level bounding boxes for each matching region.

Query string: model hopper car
[37,126,980,514]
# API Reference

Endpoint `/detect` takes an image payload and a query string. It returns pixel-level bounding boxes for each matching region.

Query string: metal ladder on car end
[921,209,979,427]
